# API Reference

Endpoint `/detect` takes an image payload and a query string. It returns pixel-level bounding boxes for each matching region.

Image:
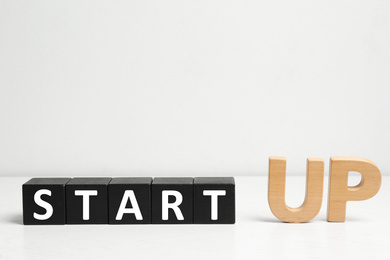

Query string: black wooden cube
[194,177,235,224]
[66,178,111,224]
[108,177,152,224]
[23,178,71,225]
[152,178,193,224]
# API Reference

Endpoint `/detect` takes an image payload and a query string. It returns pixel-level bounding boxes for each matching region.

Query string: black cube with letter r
[151,177,193,224]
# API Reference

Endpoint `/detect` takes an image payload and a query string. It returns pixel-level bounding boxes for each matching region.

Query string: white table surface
[0,176,388,259]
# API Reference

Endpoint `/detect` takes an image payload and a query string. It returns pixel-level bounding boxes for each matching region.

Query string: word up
[22,177,235,225]
[268,157,381,223]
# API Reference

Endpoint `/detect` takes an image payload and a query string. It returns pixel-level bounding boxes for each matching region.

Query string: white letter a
[116,190,143,221]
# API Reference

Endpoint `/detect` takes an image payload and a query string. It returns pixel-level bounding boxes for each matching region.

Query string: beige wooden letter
[327,157,381,222]
[268,157,324,223]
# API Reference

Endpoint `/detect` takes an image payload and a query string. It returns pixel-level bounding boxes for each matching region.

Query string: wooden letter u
[268,157,324,223]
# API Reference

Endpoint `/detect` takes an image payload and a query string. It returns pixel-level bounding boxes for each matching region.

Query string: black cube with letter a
[108,177,152,224]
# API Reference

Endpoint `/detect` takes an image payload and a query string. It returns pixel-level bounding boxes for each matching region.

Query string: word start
[23,177,235,225]
[22,157,382,225]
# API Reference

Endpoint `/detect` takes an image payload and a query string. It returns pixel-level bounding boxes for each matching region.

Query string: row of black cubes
[23,177,235,225]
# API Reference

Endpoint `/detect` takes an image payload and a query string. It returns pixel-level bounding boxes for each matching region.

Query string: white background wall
[1,0,389,177]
